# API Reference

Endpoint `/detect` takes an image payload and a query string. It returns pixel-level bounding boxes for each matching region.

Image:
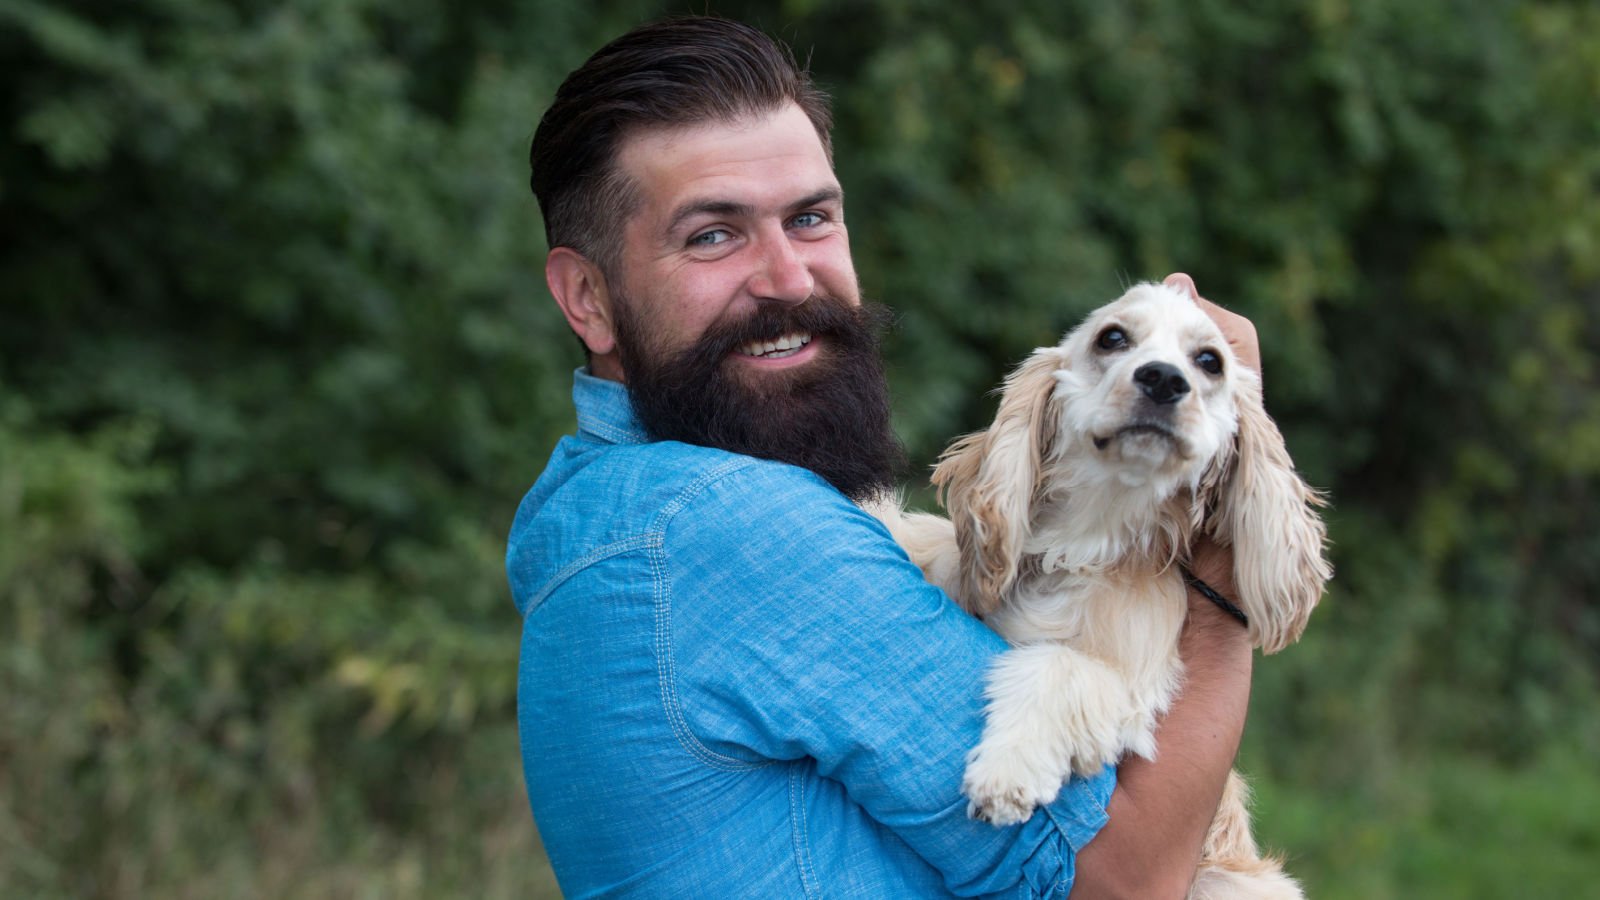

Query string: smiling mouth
[736,332,813,360]
[1093,423,1178,451]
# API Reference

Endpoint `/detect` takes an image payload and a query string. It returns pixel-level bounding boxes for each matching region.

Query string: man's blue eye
[690,230,730,246]
[791,212,823,228]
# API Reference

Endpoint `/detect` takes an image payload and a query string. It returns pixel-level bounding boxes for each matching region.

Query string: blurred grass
[1253,748,1600,900]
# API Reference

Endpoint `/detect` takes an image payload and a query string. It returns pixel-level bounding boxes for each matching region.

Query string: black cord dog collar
[1182,569,1250,628]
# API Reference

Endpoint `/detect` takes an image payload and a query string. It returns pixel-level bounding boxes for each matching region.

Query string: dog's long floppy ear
[1201,367,1332,653]
[932,346,1066,617]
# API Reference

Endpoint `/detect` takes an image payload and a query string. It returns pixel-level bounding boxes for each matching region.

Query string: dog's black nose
[1134,362,1190,404]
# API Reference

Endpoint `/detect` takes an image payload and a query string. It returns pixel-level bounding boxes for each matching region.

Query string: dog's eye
[1095,327,1129,351]
[1195,349,1223,376]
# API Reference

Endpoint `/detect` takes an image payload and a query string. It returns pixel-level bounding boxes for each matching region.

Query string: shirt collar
[573,368,651,446]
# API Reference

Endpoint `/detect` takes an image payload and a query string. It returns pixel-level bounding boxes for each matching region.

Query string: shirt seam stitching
[789,763,822,898]
[648,457,774,771]
[520,533,657,617]
[649,456,762,529]
[578,417,645,444]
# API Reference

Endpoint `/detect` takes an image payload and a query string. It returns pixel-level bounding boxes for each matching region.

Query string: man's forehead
[614,104,836,210]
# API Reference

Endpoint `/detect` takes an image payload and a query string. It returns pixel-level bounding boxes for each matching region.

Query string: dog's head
[933,282,1329,652]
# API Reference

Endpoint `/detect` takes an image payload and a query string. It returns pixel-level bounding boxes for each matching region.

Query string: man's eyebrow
[666,199,755,235]
[792,187,844,211]
[664,187,845,235]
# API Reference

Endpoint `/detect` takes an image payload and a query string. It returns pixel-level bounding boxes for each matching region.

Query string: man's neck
[588,353,625,382]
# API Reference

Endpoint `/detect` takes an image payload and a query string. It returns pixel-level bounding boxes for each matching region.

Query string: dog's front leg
[963,642,1132,825]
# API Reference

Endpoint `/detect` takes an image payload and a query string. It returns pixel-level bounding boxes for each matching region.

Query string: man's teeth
[738,332,812,359]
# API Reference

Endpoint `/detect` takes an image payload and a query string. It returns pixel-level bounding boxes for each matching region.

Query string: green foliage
[3,0,1596,895]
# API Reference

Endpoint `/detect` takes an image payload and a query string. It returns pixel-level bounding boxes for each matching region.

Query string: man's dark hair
[529,16,833,278]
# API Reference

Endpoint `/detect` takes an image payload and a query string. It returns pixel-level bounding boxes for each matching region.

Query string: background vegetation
[3,0,1596,896]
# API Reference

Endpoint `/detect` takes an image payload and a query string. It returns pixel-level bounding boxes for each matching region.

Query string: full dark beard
[613,293,905,502]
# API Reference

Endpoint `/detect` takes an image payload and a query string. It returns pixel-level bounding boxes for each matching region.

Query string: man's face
[601,103,902,499]
[609,102,860,375]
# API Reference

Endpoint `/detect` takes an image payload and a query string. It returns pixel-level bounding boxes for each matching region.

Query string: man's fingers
[1163,272,1199,300]
[1162,272,1261,374]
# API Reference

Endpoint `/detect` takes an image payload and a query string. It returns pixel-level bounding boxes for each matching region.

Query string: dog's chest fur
[986,556,1189,762]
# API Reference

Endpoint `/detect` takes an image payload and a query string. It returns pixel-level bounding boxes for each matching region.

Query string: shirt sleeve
[662,460,1115,898]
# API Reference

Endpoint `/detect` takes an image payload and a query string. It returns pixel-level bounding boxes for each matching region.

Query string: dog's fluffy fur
[873,282,1330,899]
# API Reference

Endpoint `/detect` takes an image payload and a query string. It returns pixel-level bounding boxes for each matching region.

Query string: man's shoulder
[509,437,865,570]
[506,435,891,617]
[553,437,898,571]
[567,438,844,520]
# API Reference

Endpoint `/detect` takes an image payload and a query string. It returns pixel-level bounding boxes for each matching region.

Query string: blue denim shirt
[507,370,1115,898]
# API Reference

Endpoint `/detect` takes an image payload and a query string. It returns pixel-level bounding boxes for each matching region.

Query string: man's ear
[546,247,618,358]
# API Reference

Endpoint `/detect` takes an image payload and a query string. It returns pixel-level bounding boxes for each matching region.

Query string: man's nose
[747,230,814,304]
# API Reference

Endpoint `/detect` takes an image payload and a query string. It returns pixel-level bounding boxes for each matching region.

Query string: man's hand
[1164,272,1260,374]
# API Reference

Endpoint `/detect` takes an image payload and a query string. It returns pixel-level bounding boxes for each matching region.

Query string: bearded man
[509,16,1259,898]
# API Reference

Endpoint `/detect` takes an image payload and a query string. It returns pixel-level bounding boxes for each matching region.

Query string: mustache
[684,294,892,369]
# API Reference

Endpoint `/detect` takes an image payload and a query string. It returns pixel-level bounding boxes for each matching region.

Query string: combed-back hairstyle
[529,16,833,278]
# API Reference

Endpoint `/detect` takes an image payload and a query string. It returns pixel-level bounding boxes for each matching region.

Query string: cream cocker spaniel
[875,281,1330,899]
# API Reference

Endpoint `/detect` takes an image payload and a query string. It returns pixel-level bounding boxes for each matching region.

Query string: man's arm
[667,463,1114,896]
[1069,537,1253,900]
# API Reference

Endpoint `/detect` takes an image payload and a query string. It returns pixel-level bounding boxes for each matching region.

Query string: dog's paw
[961,745,1064,826]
